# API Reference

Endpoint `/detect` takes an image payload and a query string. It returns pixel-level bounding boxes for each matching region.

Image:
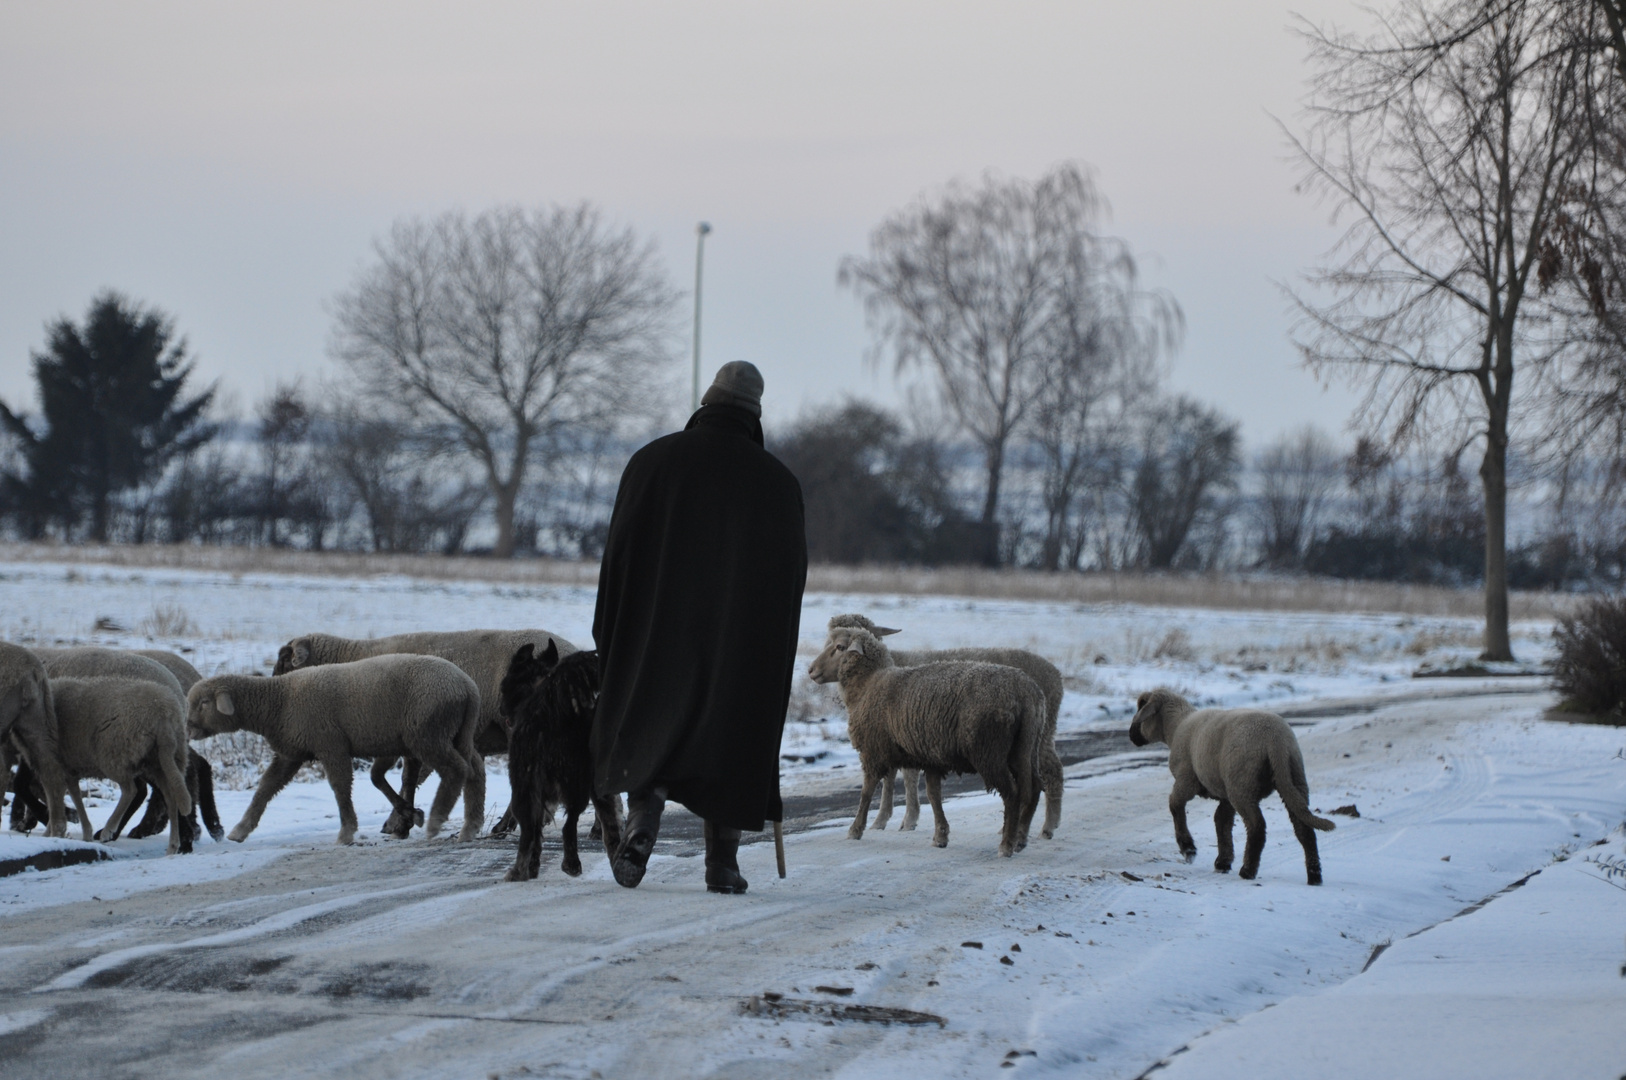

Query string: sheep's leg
[458,751,485,841]
[68,781,94,842]
[1212,801,1235,873]
[369,758,417,839]
[592,794,623,858]
[156,750,193,856]
[192,752,224,842]
[1039,743,1064,840]
[320,756,360,845]
[1169,778,1200,862]
[1291,813,1324,886]
[421,750,471,840]
[900,768,921,832]
[381,758,426,836]
[1236,801,1267,880]
[848,771,881,840]
[925,772,950,849]
[229,753,306,842]
[559,802,584,877]
[872,771,895,831]
[97,780,144,844]
[1013,762,1038,854]
[994,768,1024,858]
[124,780,164,839]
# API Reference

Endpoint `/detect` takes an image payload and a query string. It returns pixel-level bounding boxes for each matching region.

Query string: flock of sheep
[0,613,1334,887]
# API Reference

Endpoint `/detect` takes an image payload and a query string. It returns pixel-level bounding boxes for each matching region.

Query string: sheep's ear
[214,690,235,716]
[541,639,559,666]
[845,638,866,655]
[874,626,902,636]
[514,643,535,665]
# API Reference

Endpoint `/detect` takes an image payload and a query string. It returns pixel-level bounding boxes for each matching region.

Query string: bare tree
[323,397,487,554]
[254,382,310,548]
[1129,396,1241,569]
[1029,240,1179,570]
[841,164,1126,565]
[331,205,678,558]
[1288,0,1609,658]
[1253,426,1342,568]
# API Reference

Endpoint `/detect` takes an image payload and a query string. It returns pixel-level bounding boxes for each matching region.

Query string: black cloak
[590,403,808,831]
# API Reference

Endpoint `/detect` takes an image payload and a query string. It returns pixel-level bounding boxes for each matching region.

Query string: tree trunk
[1479,427,1514,661]
[492,485,518,559]
[979,439,1005,567]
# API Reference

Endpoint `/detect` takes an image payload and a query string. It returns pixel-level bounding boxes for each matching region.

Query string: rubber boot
[612,786,666,889]
[703,819,748,894]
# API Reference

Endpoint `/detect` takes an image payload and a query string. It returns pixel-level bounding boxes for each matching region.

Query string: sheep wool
[1130,687,1335,885]
[51,675,194,855]
[190,654,484,846]
[823,613,1065,838]
[825,627,1042,857]
[0,641,73,839]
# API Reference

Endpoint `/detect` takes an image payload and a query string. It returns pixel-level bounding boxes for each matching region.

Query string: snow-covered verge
[1152,828,1626,1080]
[1,685,1620,1079]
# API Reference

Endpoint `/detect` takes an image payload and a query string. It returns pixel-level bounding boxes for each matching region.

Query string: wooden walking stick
[774,819,786,878]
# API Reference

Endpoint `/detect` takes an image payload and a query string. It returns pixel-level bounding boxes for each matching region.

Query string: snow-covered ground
[1,559,1622,1080]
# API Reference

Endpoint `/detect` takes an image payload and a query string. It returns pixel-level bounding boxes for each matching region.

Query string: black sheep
[498,642,622,881]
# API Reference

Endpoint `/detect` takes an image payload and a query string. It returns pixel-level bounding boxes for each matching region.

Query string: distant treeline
[1,294,1622,588]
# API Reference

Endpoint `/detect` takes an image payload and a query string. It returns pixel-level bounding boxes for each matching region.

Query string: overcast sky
[1,1,1367,444]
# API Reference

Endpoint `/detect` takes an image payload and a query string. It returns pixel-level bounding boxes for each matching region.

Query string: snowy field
[0,558,1623,1080]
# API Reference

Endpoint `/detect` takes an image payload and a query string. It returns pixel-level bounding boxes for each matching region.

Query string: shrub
[1551,595,1626,716]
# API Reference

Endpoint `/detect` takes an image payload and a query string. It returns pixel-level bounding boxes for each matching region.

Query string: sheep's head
[187,681,240,739]
[826,613,902,638]
[498,639,560,730]
[273,637,313,676]
[1129,688,1183,746]
[806,633,848,684]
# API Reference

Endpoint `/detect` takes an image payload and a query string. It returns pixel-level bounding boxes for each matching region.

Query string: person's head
[700,361,764,418]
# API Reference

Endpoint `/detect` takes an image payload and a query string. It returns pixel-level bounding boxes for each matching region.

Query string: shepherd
[592,361,808,894]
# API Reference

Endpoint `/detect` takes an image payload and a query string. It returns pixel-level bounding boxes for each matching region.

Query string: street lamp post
[691,221,712,414]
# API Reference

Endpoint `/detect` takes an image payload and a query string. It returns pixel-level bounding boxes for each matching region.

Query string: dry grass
[0,541,1581,620]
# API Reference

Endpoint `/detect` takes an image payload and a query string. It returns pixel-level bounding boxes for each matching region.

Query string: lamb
[121,649,222,842]
[822,614,1066,838]
[812,626,1042,857]
[496,641,622,881]
[1129,688,1335,885]
[51,676,194,854]
[26,646,222,843]
[0,642,74,839]
[189,654,485,845]
[273,629,577,837]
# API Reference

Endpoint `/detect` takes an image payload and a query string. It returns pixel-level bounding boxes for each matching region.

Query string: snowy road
[2,683,1622,1080]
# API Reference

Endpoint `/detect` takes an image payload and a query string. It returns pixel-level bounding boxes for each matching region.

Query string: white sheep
[813,626,1043,857]
[1129,687,1335,885]
[51,676,194,855]
[274,629,578,837]
[30,646,221,843]
[0,642,75,839]
[188,654,485,845]
[822,614,1066,838]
